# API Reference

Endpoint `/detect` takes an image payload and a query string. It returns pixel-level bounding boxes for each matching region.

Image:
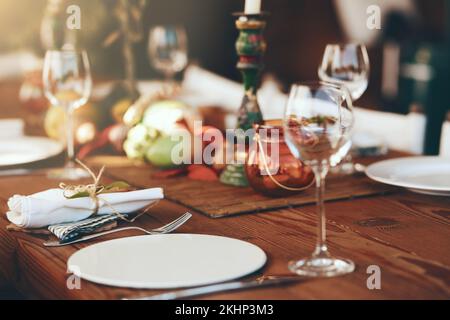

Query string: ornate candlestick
[220,12,268,187]
[235,13,267,130]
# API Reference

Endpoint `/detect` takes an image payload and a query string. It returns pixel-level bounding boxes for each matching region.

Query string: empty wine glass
[284,82,355,277]
[148,25,188,82]
[319,44,369,100]
[43,49,92,180]
[319,44,369,174]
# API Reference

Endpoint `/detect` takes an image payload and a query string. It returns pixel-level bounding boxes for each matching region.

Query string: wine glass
[284,82,355,277]
[319,44,369,174]
[148,25,188,82]
[319,44,369,100]
[43,49,92,180]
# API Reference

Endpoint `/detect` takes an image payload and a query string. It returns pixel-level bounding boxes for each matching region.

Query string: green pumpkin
[145,135,181,168]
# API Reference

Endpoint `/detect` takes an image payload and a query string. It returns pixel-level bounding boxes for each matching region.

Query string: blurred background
[0,0,449,155]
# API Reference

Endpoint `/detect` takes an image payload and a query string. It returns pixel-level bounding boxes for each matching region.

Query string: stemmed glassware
[318,43,370,174]
[284,82,355,277]
[43,49,92,180]
[148,25,188,83]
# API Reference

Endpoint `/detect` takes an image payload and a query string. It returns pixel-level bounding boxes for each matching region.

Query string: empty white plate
[0,137,63,167]
[68,234,267,289]
[366,157,450,196]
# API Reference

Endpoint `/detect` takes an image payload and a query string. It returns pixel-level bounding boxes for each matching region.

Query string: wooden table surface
[0,153,449,300]
[2,80,448,299]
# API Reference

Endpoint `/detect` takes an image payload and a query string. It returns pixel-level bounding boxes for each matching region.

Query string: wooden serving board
[95,157,398,218]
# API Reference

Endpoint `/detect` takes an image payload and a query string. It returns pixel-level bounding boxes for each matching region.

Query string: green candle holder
[235,13,268,130]
[220,12,268,187]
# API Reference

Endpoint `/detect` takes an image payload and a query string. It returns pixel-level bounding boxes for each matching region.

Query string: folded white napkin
[6,188,164,229]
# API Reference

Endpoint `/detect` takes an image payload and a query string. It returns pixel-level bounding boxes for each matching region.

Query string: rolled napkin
[7,187,164,229]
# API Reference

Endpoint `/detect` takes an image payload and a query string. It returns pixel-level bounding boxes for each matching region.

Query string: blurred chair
[440,121,450,158]
[182,65,242,112]
[0,51,41,80]
[354,107,426,154]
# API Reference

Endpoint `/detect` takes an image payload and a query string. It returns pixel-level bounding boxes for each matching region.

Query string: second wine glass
[148,25,188,82]
[43,49,92,180]
[318,43,370,101]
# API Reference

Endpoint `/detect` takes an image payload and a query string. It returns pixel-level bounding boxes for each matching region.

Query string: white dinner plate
[0,137,63,167]
[68,234,267,289]
[366,157,450,196]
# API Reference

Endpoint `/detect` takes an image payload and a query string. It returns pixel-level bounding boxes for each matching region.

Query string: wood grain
[0,157,449,299]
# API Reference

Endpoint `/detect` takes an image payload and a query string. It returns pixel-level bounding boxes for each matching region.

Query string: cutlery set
[43,212,192,247]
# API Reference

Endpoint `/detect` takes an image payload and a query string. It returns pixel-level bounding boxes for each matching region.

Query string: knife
[123,276,304,300]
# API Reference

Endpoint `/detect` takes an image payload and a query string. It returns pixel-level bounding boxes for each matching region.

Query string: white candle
[245,0,261,14]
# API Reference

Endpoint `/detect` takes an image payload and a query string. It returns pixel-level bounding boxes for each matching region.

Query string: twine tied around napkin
[59,159,155,223]
[59,160,105,216]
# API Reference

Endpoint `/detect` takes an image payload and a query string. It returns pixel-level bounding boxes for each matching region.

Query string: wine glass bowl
[148,25,188,81]
[43,51,92,110]
[318,43,370,101]
[285,83,354,168]
[43,49,92,180]
[284,82,355,277]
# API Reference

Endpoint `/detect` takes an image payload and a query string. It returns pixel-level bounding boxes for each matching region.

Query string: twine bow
[60,160,105,217]
[59,160,155,222]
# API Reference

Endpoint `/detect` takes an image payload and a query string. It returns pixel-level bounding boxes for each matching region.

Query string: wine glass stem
[313,166,330,258]
[65,106,76,169]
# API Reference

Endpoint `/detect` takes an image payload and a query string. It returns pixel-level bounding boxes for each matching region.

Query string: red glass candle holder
[245,124,314,197]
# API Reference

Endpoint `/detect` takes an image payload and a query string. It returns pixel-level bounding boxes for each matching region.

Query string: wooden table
[0,154,449,300]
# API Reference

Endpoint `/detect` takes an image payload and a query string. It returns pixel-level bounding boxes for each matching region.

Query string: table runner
[100,158,397,218]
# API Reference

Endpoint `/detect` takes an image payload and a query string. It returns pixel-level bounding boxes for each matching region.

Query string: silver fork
[43,212,192,247]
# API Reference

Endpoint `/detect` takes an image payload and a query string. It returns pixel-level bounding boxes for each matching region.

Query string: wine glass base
[289,256,355,278]
[47,167,90,180]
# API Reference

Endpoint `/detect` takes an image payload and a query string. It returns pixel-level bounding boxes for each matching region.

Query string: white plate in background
[366,157,450,196]
[0,137,63,167]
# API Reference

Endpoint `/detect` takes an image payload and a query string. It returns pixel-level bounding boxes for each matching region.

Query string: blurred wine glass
[284,82,355,277]
[43,49,92,180]
[319,44,369,175]
[148,25,188,82]
[319,44,369,101]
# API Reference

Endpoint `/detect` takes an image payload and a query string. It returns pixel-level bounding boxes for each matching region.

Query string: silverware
[43,212,192,247]
[124,275,304,300]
